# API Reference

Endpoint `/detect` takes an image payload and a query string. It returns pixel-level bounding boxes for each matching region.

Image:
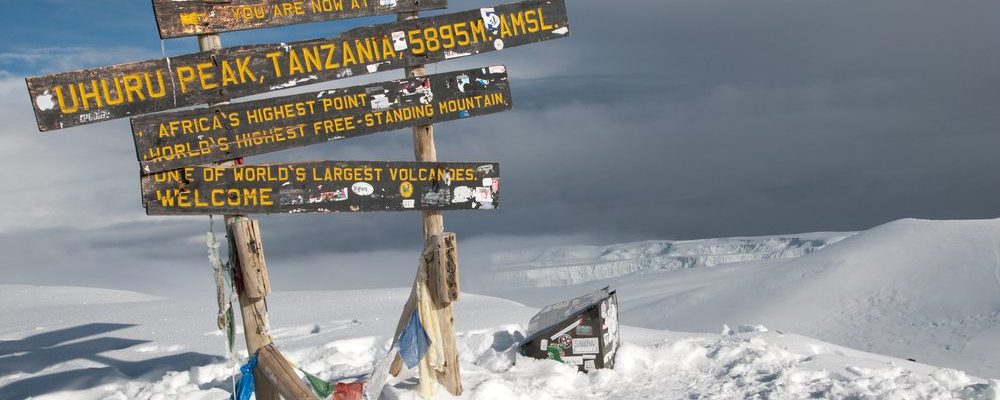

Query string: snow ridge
[488,233,852,288]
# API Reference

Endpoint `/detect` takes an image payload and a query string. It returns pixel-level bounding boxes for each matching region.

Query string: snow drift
[0,285,996,399]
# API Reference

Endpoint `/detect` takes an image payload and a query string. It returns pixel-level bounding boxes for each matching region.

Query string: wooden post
[390,10,464,397]
[197,33,284,400]
[257,344,320,400]
[228,218,318,399]
[427,233,459,304]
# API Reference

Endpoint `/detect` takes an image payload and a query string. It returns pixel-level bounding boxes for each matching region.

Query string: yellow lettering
[511,11,527,35]
[322,44,339,69]
[78,80,102,110]
[525,9,540,32]
[266,52,284,78]
[539,7,554,30]
[288,50,305,76]
[303,46,323,72]
[176,66,197,93]
[197,62,218,90]
[221,60,238,86]
[236,56,257,83]
[55,85,79,113]
[499,14,513,38]
[101,78,124,106]
[146,71,167,99]
[342,41,356,66]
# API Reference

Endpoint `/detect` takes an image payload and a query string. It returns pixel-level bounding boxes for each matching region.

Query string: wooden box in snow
[519,287,620,372]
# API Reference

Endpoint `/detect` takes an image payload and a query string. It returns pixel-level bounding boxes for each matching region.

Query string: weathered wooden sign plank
[152,0,447,39]
[27,0,568,132]
[141,161,500,215]
[132,66,511,174]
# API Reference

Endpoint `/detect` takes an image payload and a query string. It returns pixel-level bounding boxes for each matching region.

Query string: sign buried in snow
[520,287,620,373]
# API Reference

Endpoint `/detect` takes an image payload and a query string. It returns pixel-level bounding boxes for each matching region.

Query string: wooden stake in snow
[197,33,314,400]
[389,11,464,396]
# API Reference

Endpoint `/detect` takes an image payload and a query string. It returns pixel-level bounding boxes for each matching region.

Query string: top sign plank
[26,0,569,132]
[152,0,447,39]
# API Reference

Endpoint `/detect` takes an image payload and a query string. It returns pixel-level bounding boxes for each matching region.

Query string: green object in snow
[546,345,563,362]
[226,307,235,354]
[301,369,334,398]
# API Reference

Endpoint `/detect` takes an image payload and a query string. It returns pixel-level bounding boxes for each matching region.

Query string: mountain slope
[482,218,1000,378]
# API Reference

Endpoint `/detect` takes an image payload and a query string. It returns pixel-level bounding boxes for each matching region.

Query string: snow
[479,218,1000,379]
[2,218,1000,399]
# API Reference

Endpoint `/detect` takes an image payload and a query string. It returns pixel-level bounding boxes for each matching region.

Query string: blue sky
[0,0,411,75]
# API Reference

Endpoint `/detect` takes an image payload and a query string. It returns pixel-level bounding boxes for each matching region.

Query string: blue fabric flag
[398,310,431,369]
[232,353,258,400]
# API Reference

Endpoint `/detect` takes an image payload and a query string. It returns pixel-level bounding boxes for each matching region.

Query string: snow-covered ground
[0,285,996,399]
[2,218,999,399]
[478,218,1000,380]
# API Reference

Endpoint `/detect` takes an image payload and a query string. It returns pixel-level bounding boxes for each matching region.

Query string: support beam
[226,217,280,400]
[197,31,281,400]
[257,344,320,400]
[389,231,463,396]
[387,10,466,397]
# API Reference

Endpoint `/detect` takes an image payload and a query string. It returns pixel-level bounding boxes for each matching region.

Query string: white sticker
[402,199,415,208]
[489,65,506,74]
[494,39,504,50]
[36,91,55,111]
[584,360,595,371]
[552,27,569,35]
[391,31,408,51]
[540,339,548,351]
[445,51,472,59]
[371,94,391,110]
[352,182,374,196]
[453,186,474,203]
[481,8,500,33]
[482,178,493,187]
[475,187,493,203]
[456,74,471,93]
[379,0,398,6]
[550,318,583,340]
[562,356,583,366]
[331,188,349,201]
[573,338,599,354]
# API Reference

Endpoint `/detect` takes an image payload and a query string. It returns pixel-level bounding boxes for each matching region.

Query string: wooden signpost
[141,161,501,215]
[152,0,447,39]
[26,0,569,397]
[132,66,512,173]
[26,0,568,131]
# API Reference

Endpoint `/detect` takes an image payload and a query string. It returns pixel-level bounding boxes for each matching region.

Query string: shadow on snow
[0,323,220,399]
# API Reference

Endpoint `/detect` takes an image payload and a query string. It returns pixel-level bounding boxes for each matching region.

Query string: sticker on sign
[572,337,599,354]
